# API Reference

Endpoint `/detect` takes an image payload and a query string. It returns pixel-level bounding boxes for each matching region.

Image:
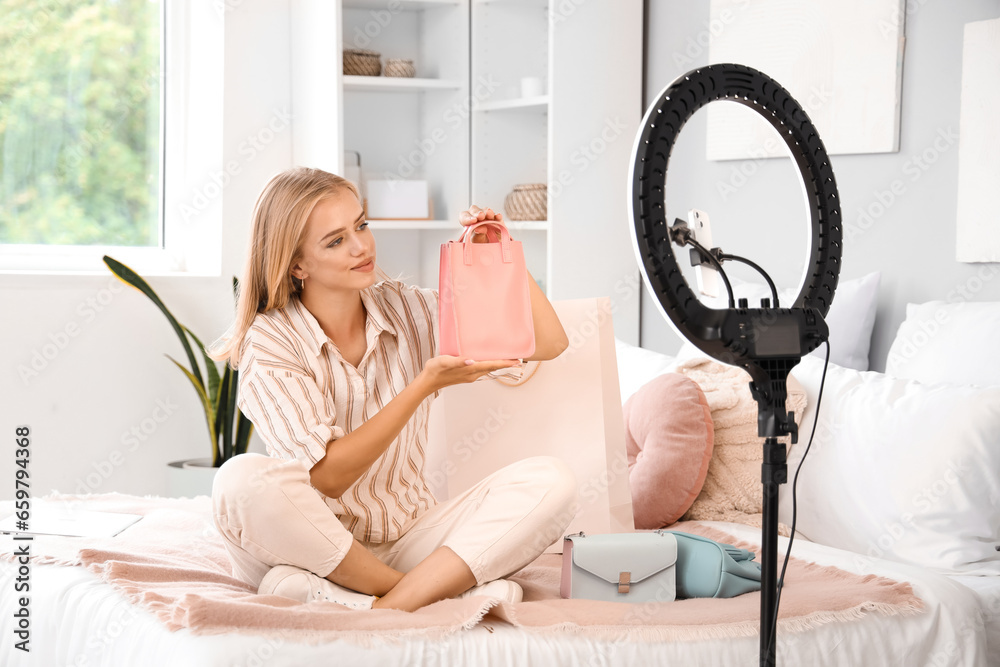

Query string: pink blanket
[0,492,923,644]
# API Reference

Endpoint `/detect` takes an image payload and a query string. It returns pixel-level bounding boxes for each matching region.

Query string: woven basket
[503,183,547,221]
[343,49,381,76]
[384,58,415,78]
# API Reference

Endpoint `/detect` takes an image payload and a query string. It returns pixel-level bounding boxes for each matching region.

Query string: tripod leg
[760,437,786,667]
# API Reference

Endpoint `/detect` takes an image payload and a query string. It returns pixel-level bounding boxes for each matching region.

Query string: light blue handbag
[665,530,762,599]
[560,530,762,603]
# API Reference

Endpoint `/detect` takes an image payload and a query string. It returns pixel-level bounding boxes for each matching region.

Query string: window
[1,0,162,247]
[0,0,223,275]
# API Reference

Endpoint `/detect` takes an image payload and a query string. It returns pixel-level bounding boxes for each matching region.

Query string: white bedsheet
[952,573,1000,660]
[1,521,992,667]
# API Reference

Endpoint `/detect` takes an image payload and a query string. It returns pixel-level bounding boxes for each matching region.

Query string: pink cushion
[624,373,714,529]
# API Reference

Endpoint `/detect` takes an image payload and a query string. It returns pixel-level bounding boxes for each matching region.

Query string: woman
[208,166,576,611]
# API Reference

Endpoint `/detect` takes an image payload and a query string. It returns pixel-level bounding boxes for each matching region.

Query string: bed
[0,522,994,666]
[2,281,999,666]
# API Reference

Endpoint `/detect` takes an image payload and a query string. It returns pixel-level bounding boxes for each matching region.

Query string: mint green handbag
[666,530,762,599]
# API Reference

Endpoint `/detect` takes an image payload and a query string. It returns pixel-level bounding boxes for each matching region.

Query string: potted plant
[103,255,253,497]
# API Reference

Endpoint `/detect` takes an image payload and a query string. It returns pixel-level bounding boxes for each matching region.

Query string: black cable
[718,252,779,308]
[767,340,831,659]
[686,237,736,308]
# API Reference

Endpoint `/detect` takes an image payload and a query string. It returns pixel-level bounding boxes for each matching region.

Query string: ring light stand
[628,64,842,666]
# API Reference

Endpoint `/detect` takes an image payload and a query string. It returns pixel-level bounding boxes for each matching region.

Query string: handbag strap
[460,221,513,265]
[493,359,541,386]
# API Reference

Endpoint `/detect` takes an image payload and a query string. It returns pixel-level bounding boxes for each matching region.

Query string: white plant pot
[167,458,218,498]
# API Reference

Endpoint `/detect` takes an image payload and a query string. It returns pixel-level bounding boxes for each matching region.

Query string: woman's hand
[460,205,504,244]
[417,355,520,394]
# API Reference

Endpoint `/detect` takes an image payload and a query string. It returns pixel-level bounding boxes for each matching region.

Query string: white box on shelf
[365,179,430,219]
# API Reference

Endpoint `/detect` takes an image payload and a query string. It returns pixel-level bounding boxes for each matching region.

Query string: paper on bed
[0,501,141,538]
[428,297,635,554]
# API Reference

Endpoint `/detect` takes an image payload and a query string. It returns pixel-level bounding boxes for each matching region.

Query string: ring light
[628,63,841,388]
[628,64,842,667]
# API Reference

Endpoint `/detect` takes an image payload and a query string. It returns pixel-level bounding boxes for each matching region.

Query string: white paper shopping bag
[425,298,635,553]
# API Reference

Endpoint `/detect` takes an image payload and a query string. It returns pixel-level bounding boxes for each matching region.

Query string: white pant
[212,453,577,588]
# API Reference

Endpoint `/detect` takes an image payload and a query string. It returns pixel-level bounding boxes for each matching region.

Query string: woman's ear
[289,258,307,281]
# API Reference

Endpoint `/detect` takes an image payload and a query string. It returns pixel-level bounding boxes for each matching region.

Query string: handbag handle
[459,221,514,265]
[458,221,504,243]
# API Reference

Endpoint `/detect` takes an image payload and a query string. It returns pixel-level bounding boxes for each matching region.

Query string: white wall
[0,1,290,501]
[642,1,1000,371]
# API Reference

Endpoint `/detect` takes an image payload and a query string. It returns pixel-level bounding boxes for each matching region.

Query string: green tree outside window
[0,0,161,246]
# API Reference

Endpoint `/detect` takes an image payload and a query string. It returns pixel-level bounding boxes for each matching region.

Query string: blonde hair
[209,166,384,368]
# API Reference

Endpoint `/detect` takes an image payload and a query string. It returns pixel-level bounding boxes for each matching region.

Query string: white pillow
[704,272,880,371]
[781,356,1000,576]
[614,338,676,404]
[886,301,1000,387]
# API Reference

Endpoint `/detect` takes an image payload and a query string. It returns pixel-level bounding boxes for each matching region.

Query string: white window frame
[0,0,223,277]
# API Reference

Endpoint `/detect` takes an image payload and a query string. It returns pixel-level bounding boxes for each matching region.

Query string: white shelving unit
[346,0,459,9]
[475,96,550,112]
[290,0,643,343]
[471,0,643,341]
[342,75,464,92]
[290,0,470,288]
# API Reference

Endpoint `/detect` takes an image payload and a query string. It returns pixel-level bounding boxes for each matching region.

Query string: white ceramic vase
[166,458,218,498]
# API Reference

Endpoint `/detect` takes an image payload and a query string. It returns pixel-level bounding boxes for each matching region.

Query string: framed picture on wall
[706,0,905,160]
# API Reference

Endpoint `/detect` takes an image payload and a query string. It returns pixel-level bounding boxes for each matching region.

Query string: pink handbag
[438,221,535,360]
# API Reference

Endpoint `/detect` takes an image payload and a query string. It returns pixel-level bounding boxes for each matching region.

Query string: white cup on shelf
[520,76,544,98]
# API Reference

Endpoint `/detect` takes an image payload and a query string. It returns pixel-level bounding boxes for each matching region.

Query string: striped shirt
[237,279,521,544]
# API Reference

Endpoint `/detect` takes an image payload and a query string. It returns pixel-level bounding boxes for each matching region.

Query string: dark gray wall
[642,1,1000,371]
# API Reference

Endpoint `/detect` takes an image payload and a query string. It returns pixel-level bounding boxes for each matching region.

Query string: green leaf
[184,326,220,406]
[104,255,204,391]
[222,368,236,464]
[214,367,231,461]
[234,410,254,457]
[167,355,218,464]
[228,367,252,460]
